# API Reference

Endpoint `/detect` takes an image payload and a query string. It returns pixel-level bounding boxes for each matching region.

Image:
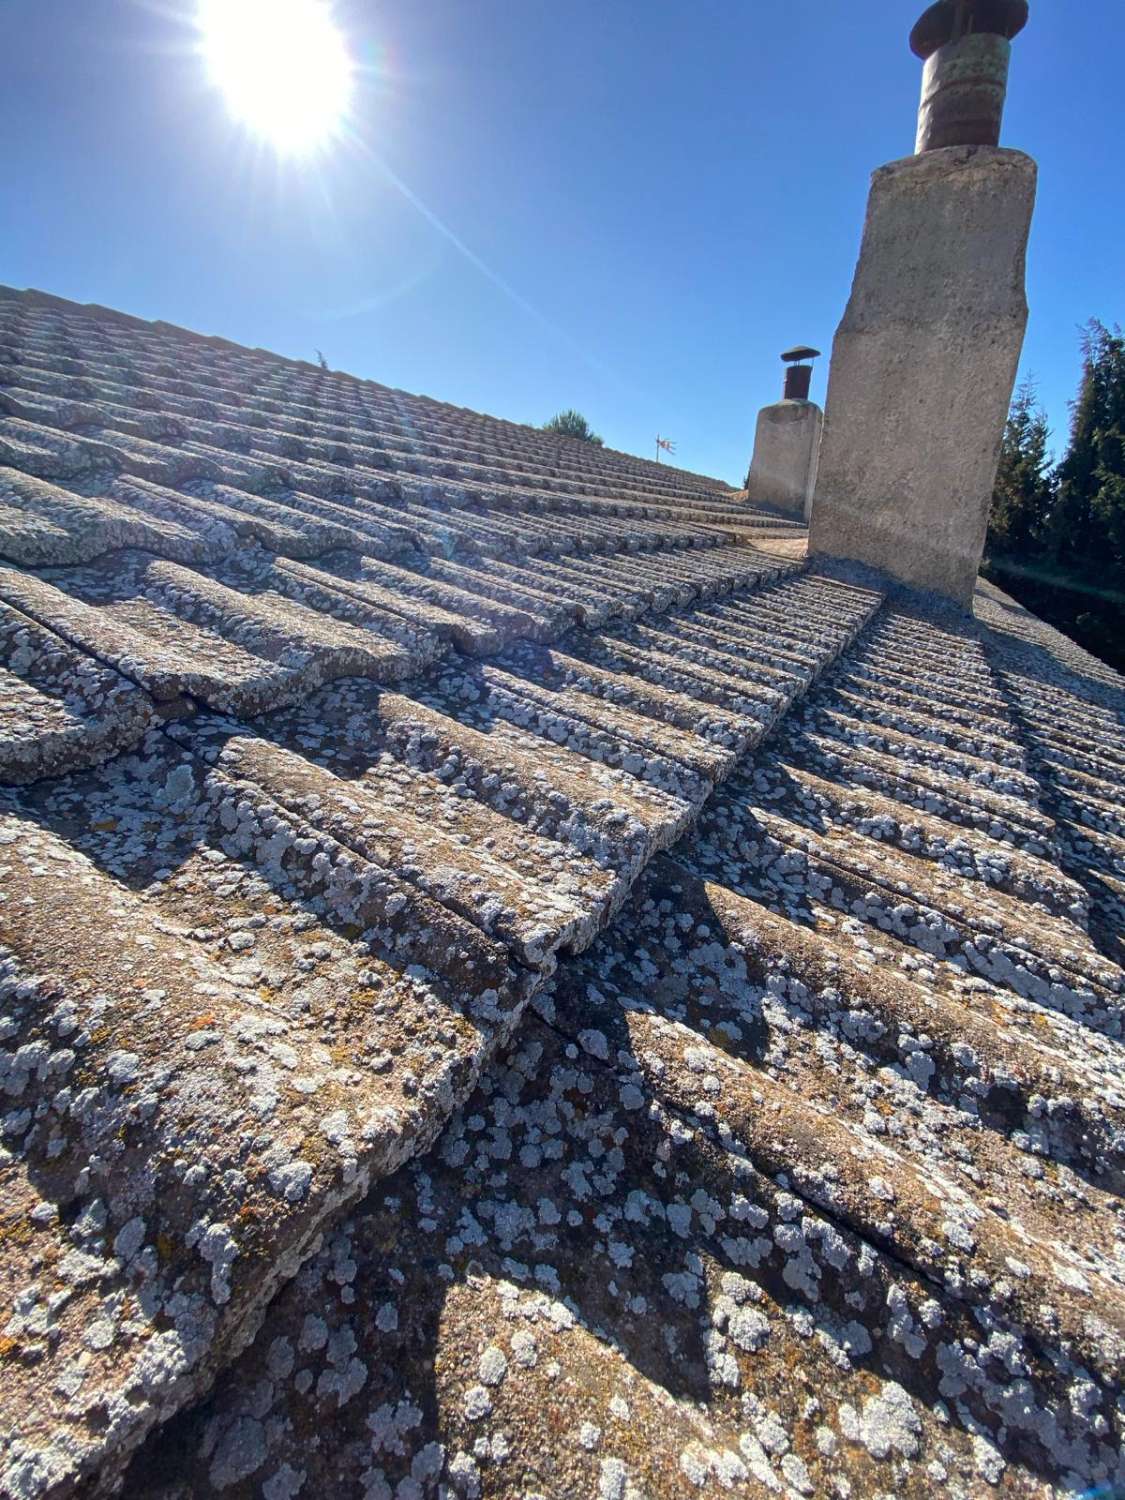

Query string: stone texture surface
[745,400,823,522]
[809,145,1036,605]
[125,583,1125,1500]
[0,288,1121,1500]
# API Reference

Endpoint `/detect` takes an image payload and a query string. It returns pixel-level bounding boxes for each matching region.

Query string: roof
[0,286,1121,1500]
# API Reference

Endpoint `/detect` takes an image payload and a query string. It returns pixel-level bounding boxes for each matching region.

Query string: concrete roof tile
[0,287,1122,1499]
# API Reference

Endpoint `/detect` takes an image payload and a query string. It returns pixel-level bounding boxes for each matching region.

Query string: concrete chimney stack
[808,1,1036,607]
[744,347,823,522]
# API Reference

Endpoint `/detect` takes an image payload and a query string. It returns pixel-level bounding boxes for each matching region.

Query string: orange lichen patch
[0,1217,35,1251]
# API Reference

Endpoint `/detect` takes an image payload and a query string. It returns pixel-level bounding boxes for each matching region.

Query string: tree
[987,378,1055,557]
[1047,320,1125,586]
[543,409,604,446]
[983,325,1125,673]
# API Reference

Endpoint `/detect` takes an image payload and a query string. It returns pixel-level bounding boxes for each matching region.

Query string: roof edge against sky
[0,284,732,492]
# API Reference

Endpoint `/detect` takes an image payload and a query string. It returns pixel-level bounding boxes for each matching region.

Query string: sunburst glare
[197,0,353,157]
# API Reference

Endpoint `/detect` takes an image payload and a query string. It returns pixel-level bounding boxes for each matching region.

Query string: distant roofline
[0,284,733,492]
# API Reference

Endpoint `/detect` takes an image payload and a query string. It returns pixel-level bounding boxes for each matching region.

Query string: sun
[198,0,353,157]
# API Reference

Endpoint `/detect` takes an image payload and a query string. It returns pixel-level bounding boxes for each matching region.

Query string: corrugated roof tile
[0,287,1122,1500]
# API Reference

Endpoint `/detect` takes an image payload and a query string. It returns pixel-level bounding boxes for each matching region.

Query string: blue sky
[3,1,1121,484]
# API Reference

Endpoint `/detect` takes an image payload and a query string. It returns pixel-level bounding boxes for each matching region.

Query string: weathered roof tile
[0,287,1122,1500]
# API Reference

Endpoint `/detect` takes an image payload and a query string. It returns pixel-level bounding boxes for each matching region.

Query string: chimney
[912,0,1029,152]
[744,347,823,521]
[782,346,820,401]
[808,1,1036,606]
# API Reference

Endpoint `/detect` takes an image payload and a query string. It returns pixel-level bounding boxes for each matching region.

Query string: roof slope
[0,288,1121,1500]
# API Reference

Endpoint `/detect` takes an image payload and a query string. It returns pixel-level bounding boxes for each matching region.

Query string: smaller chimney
[781,346,821,402]
[912,0,1029,153]
[744,347,824,521]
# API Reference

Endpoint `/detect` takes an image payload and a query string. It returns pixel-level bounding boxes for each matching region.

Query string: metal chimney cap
[781,346,821,364]
[910,1,1028,60]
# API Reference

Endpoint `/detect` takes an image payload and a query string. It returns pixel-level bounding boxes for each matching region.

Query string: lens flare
[198,0,353,156]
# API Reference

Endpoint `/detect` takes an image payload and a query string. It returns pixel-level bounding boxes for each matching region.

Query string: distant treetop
[543,409,604,446]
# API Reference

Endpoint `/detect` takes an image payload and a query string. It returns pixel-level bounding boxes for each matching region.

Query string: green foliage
[984,321,1125,669]
[1047,320,1125,587]
[987,379,1055,557]
[543,409,604,446]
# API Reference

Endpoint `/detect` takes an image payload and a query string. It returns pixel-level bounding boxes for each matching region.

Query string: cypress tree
[1049,320,1125,587]
[987,378,1054,558]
